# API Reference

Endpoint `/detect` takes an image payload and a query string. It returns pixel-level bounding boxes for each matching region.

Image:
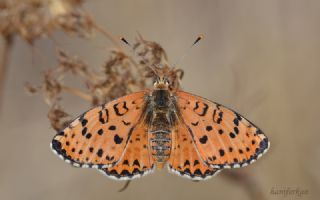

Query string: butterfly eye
[165,79,169,85]
[153,78,160,87]
[163,77,169,85]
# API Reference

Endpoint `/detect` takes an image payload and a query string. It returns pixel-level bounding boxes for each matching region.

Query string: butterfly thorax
[145,89,178,169]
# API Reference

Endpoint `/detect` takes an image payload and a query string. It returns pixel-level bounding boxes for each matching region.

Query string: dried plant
[0,0,117,108]
[0,0,93,43]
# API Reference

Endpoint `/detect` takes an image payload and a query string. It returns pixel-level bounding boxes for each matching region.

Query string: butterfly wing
[168,123,221,180]
[99,123,155,180]
[51,91,146,168]
[176,91,270,169]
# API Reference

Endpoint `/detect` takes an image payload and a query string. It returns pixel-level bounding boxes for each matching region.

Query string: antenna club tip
[192,34,204,46]
[120,37,131,46]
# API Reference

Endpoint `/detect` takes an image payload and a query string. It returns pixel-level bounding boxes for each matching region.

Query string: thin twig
[0,35,14,109]
[91,22,122,50]
[118,180,131,192]
[61,85,92,102]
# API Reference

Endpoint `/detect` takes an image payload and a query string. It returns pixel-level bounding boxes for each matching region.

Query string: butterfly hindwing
[51,91,146,168]
[99,123,155,180]
[176,91,270,169]
[168,123,221,180]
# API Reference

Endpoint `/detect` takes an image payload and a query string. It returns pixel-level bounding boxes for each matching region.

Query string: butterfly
[51,65,270,181]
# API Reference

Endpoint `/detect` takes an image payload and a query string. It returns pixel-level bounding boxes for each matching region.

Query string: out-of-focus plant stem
[223,170,266,200]
[91,22,122,50]
[0,34,13,109]
[60,85,93,102]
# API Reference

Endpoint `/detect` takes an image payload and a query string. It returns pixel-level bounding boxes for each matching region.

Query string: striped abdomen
[149,129,172,163]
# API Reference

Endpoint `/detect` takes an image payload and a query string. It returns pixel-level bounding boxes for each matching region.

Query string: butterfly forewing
[176,91,270,169]
[168,124,221,180]
[99,123,155,180]
[51,91,146,168]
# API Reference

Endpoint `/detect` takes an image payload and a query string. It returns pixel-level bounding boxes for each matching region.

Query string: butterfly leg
[118,180,131,192]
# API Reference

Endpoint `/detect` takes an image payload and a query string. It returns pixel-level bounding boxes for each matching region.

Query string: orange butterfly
[51,66,270,181]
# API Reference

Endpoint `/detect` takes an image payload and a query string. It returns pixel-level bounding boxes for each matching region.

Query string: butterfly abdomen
[149,129,172,165]
[145,89,178,168]
[147,111,173,168]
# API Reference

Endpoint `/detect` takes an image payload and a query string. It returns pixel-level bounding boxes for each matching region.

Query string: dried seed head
[0,0,92,43]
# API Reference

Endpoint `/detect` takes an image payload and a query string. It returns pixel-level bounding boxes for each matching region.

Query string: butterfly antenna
[120,37,158,76]
[173,34,204,68]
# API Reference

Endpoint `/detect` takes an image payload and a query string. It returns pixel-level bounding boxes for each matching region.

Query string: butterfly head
[150,65,181,91]
[153,75,170,90]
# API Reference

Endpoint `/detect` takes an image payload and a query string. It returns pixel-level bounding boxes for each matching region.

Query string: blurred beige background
[1,0,319,200]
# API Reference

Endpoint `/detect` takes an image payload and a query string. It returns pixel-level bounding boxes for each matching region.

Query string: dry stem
[61,85,92,102]
[0,35,13,109]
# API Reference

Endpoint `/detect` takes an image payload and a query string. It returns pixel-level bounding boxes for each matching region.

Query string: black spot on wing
[114,134,123,144]
[183,160,190,167]
[229,132,236,138]
[206,126,213,131]
[234,127,239,134]
[121,170,130,176]
[81,119,88,126]
[106,155,114,161]
[216,112,223,124]
[219,149,225,157]
[193,101,199,111]
[191,121,199,126]
[51,139,62,153]
[97,129,104,135]
[193,101,209,116]
[113,102,129,116]
[133,159,140,167]
[97,149,103,157]
[233,118,239,126]
[99,108,109,124]
[258,138,269,153]
[122,120,131,126]
[81,127,87,136]
[212,109,217,122]
[85,133,92,139]
[199,135,208,144]
[122,160,129,165]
